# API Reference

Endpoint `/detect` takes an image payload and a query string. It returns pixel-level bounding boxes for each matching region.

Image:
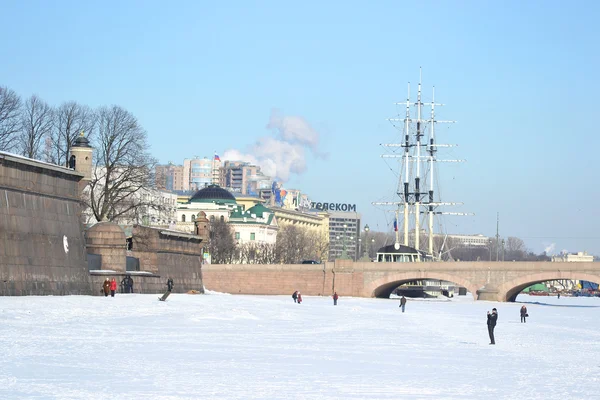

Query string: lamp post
[364,224,370,259]
[488,239,492,262]
[335,235,340,259]
[371,238,375,260]
[501,239,505,262]
[341,224,349,259]
[358,238,362,261]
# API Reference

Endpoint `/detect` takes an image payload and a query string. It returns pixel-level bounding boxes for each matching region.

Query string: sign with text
[311,202,357,212]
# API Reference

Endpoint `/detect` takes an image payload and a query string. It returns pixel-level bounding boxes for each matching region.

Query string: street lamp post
[363,224,370,260]
[488,239,492,262]
[358,238,362,261]
[341,224,349,259]
[501,239,505,262]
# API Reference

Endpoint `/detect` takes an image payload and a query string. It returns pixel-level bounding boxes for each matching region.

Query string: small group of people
[486,305,531,344]
[291,291,341,305]
[292,290,303,304]
[102,278,117,297]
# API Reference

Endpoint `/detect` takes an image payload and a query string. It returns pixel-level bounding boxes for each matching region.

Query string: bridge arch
[365,271,480,299]
[498,272,600,302]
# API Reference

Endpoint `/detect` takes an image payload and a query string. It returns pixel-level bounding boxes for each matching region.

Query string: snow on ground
[0,292,599,400]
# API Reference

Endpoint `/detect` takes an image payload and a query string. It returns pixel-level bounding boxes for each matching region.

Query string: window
[191,215,196,222]
[182,215,186,222]
[210,215,215,223]
[250,232,256,241]
[235,232,240,240]
[220,215,224,222]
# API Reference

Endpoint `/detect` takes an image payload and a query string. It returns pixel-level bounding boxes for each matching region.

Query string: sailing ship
[373,69,471,262]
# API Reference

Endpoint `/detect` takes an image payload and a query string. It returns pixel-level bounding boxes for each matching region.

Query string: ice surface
[0,293,598,399]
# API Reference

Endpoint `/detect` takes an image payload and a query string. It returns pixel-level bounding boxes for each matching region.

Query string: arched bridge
[202,260,600,302]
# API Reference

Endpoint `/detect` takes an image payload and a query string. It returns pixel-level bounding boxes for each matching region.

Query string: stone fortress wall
[0,152,91,295]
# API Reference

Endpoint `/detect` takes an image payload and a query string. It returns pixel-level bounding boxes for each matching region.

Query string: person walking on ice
[109,278,117,297]
[292,290,298,303]
[487,308,498,345]
[102,278,110,297]
[520,305,528,323]
[333,291,339,306]
[297,292,302,304]
[400,296,407,312]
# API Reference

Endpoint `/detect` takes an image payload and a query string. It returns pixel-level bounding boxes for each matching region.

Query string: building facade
[155,163,184,191]
[175,185,278,245]
[222,160,271,195]
[551,251,594,263]
[431,233,491,247]
[328,211,361,261]
[183,157,222,191]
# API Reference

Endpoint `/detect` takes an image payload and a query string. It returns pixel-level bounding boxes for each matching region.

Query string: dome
[189,185,236,204]
[72,132,91,148]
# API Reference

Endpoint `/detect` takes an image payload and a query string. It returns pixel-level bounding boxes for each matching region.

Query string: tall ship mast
[373,69,471,260]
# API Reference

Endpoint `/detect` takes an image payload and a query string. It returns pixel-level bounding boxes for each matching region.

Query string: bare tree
[86,105,157,222]
[19,95,54,159]
[207,218,238,264]
[0,86,21,152]
[48,101,96,165]
[307,231,329,262]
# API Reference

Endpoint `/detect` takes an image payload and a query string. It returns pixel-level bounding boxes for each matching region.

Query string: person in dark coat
[557,292,560,299]
[109,278,117,297]
[167,278,174,292]
[102,278,110,297]
[400,296,407,313]
[487,308,498,344]
[292,290,298,303]
[333,291,339,306]
[520,305,528,323]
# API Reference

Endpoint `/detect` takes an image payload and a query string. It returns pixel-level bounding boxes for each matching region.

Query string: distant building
[155,163,184,191]
[83,184,178,227]
[432,233,490,247]
[551,251,594,263]
[183,157,222,191]
[222,160,271,195]
[328,210,361,261]
[175,185,278,245]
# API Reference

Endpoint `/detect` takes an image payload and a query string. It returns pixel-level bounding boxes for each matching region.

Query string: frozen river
[0,292,598,399]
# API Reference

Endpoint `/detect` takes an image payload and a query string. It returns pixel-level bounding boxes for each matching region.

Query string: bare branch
[19,95,54,159]
[0,86,21,152]
[87,105,157,222]
[48,101,96,166]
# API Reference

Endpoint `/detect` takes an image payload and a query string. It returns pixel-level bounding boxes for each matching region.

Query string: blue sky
[2,0,599,255]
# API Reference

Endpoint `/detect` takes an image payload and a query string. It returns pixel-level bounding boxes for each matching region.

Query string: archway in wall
[368,272,478,300]
[501,273,600,302]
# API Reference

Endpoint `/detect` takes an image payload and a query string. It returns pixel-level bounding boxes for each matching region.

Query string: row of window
[181,214,225,223]
[235,232,256,240]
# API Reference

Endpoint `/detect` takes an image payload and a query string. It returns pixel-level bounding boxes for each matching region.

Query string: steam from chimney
[222,109,322,182]
[544,243,556,254]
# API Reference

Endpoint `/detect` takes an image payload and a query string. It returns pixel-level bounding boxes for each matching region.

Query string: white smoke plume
[544,243,556,255]
[222,109,322,182]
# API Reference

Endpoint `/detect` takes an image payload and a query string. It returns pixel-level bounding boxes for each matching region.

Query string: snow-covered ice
[0,292,598,399]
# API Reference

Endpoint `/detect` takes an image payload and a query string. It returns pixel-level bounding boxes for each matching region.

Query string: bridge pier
[476,284,501,302]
